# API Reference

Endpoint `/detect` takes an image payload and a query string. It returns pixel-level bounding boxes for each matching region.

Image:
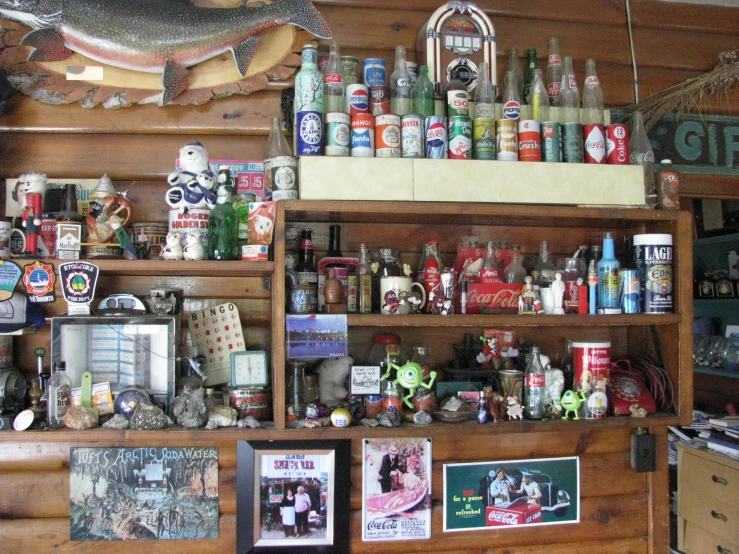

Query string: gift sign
[189,302,245,385]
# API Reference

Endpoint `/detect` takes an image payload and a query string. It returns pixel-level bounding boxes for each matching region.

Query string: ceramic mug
[380,276,426,315]
[0,222,26,259]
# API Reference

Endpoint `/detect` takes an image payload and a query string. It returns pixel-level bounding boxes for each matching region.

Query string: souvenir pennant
[59,261,99,315]
[22,261,56,303]
[0,260,22,301]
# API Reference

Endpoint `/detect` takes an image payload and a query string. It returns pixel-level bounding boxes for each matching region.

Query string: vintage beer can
[496,119,518,161]
[401,114,424,158]
[295,110,323,156]
[369,85,391,116]
[346,84,369,115]
[363,58,386,87]
[562,122,584,163]
[473,118,496,160]
[619,268,640,314]
[448,115,472,159]
[518,120,541,162]
[425,116,448,159]
[375,114,401,158]
[583,123,606,164]
[606,124,630,165]
[447,90,469,116]
[341,56,360,85]
[351,113,375,157]
[324,112,351,156]
[633,234,673,313]
[541,122,562,162]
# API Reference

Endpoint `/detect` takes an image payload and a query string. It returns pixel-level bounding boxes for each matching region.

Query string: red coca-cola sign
[486,503,542,527]
[465,283,521,313]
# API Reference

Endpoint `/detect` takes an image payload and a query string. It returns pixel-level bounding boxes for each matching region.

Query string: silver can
[401,114,424,158]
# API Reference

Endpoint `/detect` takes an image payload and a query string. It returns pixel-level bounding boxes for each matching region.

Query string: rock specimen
[172,387,208,428]
[130,403,168,430]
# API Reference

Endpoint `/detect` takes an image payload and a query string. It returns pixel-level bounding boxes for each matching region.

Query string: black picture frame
[237,439,351,554]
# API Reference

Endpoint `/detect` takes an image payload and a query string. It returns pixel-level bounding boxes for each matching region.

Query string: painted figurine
[518,276,543,314]
[506,396,524,420]
[166,142,217,213]
[162,231,183,260]
[183,233,205,261]
[560,390,588,420]
[382,361,437,409]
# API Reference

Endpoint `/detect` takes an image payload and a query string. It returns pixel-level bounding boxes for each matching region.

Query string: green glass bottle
[522,48,537,103]
[207,185,239,260]
[412,65,435,118]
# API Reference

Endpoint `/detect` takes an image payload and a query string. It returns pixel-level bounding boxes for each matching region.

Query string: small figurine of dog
[161,231,183,260]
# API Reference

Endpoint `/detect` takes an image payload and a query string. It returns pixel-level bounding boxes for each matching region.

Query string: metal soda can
[495,119,518,161]
[295,110,323,156]
[401,114,424,158]
[633,233,673,313]
[448,115,472,159]
[270,156,299,200]
[424,116,448,159]
[341,56,360,85]
[518,120,541,162]
[375,114,401,158]
[447,90,469,116]
[606,124,630,165]
[583,123,606,164]
[473,118,495,160]
[346,84,369,115]
[562,122,584,163]
[619,268,640,314]
[324,112,351,156]
[369,86,391,116]
[351,113,375,157]
[541,122,562,162]
[363,58,386,87]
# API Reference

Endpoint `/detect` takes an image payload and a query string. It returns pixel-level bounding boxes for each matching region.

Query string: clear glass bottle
[207,184,239,260]
[546,37,562,107]
[522,48,537,102]
[503,248,527,283]
[559,56,579,124]
[479,241,500,283]
[535,240,556,285]
[412,65,435,117]
[357,242,372,314]
[524,346,546,419]
[582,59,604,126]
[368,333,407,383]
[286,360,307,418]
[597,232,620,309]
[265,117,298,201]
[474,61,496,120]
[46,360,72,427]
[382,380,402,412]
[410,346,433,378]
[501,70,521,121]
[177,348,204,395]
[416,242,430,284]
[630,111,657,208]
[507,48,523,97]
[529,69,550,123]
[390,45,412,116]
[323,40,345,114]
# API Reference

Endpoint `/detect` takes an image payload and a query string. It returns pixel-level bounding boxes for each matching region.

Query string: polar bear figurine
[162,232,183,260]
[183,233,205,261]
[165,142,216,212]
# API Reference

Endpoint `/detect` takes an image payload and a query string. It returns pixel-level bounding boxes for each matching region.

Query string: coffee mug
[380,276,426,315]
[0,222,26,259]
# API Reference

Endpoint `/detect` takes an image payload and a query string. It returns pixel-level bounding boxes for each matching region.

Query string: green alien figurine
[381,362,437,409]
[560,390,588,420]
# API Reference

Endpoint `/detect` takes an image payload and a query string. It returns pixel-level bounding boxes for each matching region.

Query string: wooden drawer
[681,450,739,506]
[684,521,739,554]
[679,495,739,545]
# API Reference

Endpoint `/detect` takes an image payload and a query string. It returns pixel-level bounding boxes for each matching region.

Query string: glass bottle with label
[559,56,580,124]
[286,360,307,419]
[546,37,562,107]
[657,159,680,210]
[357,243,372,314]
[390,45,412,116]
[629,111,657,209]
[501,70,521,121]
[46,360,72,427]
[265,117,299,201]
[295,229,318,312]
[323,40,345,114]
[597,232,620,309]
[479,241,500,283]
[474,61,495,119]
[529,69,550,123]
[423,240,443,313]
[524,346,546,419]
[207,184,239,260]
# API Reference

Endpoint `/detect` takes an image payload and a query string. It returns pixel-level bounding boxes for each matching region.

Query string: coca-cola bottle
[503,247,527,283]
[323,40,345,114]
[474,61,496,120]
[502,70,521,121]
[423,240,443,313]
[479,241,500,283]
[390,45,412,116]
[629,111,657,208]
[546,37,562,107]
[559,56,579,124]
[525,346,547,419]
[416,242,430,283]
[582,59,605,164]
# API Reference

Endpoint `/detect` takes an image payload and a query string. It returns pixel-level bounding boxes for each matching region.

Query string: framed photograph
[286,314,348,359]
[350,365,381,395]
[443,456,580,532]
[237,439,350,553]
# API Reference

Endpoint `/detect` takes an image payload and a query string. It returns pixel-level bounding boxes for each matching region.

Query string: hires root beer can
[370,86,391,116]
[496,119,518,161]
[351,113,375,157]
[562,122,584,163]
[401,114,424,158]
[448,115,472,159]
[375,114,401,158]
[583,123,606,164]
[473,118,496,160]
[363,58,386,87]
[346,83,369,115]
[425,116,448,159]
[542,122,562,162]
[606,124,630,165]
[324,112,351,156]
[518,120,541,162]
[295,110,322,156]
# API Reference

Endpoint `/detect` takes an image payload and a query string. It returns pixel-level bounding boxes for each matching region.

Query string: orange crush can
[518,120,541,162]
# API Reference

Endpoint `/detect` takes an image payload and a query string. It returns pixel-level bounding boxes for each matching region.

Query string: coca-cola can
[425,116,448,159]
[369,86,391,116]
[583,123,606,164]
[346,84,369,115]
[351,113,375,157]
[496,119,518,161]
[375,114,401,158]
[401,114,424,158]
[541,122,562,162]
[448,115,472,159]
[518,120,541,162]
[562,122,584,163]
[606,124,630,165]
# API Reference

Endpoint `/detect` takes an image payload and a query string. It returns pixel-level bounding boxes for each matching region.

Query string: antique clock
[231,350,269,388]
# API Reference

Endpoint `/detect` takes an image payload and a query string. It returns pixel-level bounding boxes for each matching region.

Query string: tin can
[227,387,272,421]
[583,123,606,164]
[289,284,318,313]
[269,155,299,200]
[324,112,351,156]
[496,119,518,161]
[341,56,360,85]
[633,233,673,313]
[346,83,369,115]
[619,268,640,314]
[406,61,418,86]
[363,58,386,87]
[375,114,401,158]
[39,213,58,258]
[573,340,611,395]
[518,120,541,162]
[369,85,391,116]
[606,124,630,165]
[295,110,323,156]
[447,90,469,116]
[562,122,584,163]
[351,113,375,157]
[401,114,424,158]
[584,384,608,419]
[448,115,472,159]
[425,116,448,159]
[130,222,169,259]
[473,118,495,160]
[541,122,563,162]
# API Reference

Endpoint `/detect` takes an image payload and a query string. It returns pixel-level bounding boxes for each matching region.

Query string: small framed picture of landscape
[285,314,348,359]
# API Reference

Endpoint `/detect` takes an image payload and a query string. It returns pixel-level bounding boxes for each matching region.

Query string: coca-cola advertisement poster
[362,437,432,542]
[443,456,579,532]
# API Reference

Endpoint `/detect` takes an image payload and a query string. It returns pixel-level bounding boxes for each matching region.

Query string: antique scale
[417,1,496,97]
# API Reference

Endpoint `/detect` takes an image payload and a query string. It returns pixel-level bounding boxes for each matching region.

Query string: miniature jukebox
[416,1,496,95]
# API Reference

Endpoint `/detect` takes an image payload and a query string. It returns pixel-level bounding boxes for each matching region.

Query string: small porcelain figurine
[183,233,205,260]
[551,272,566,314]
[506,396,524,420]
[545,367,565,411]
[162,231,183,260]
[519,276,543,314]
[165,142,217,213]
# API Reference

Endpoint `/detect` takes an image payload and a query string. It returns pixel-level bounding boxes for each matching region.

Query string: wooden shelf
[346,313,682,327]
[25,258,273,277]
[694,232,739,246]
[694,366,739,379]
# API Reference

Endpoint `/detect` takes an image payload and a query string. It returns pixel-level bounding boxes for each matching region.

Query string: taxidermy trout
[0,0,332,103]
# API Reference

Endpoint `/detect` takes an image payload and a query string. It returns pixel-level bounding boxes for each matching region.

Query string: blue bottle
[597,232,620,310]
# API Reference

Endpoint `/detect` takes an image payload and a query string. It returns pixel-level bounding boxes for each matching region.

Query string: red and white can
[606,124,630,165]
[370,86,391,116]
[583,123,606,164]
[518,120,541,162]
[573,340,611,390]
[227,387,272,421]
[375,114,401,158]
[346,83,369,115]
[351,113,375,157]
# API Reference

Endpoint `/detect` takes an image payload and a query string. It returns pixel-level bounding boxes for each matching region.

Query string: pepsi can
[296,110,322,156]
[619,268,640,314]
[425,116,448,159]
[401,114,424,158]
[346,84,369,115]
[363,58,386,87]
[351,113,375,157]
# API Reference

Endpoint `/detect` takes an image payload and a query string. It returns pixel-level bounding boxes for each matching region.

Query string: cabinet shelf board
[694,366,739,379]
[694,232,739,247]
[346,314,682,327]
[24,259,274,277]
[694,298,739,305]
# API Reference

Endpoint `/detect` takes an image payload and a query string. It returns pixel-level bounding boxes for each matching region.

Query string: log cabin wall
[0,1,737,552]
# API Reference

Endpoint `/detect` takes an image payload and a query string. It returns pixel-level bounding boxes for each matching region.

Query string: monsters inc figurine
[382,362,437,409]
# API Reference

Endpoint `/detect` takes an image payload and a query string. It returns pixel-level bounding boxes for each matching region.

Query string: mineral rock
[130,402,168,430]
[237,416,261,429]
[206,405,238,429]
[63,405,99,430]
[413,410,433,425]
[172,387,208,428]
[377,410,401,428]
[102,413,130,429]
[360,418,379,427]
